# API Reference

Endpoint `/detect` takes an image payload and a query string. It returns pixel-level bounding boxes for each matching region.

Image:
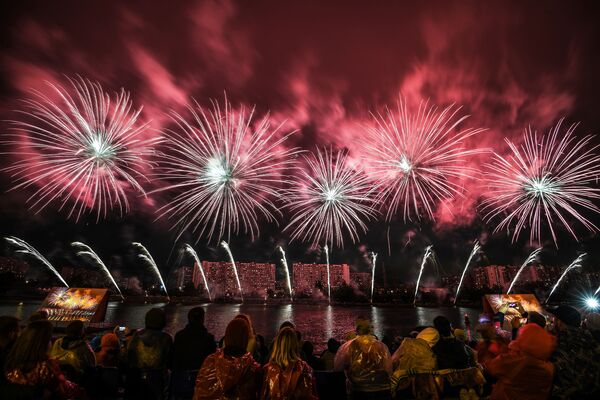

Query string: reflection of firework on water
[546,253,586,303]
[155,99,299,243]
[71,242,124,299]
[507,248,542,294]
[4,236,69,287]
[284,148,377,248]
[365,99,485,222]
[132,242,169,298]
[3,77,157,220]
[481,120,600,245]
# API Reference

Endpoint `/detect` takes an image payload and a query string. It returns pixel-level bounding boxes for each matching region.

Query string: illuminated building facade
[292,263,350,294]
[203,261,276,298]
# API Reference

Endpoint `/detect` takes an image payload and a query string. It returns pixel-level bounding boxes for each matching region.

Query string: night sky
[1,0,600,285]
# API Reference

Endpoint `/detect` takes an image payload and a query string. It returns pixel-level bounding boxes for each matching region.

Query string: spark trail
[414,245,434,305]
[370,252,378,303]
[546,253,586,303]
[4,236,69,287]
[221,241,243,301]
[507,248,542,294]
[183,244,212,301]
[277,246,293,301]
[132,243,169,299]
[71,242,123,299]
[324,245,331,302]
[454,241,481,304]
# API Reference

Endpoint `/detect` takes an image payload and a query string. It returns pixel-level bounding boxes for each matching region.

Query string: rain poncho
[49,336,96,375]
[193,349,261,400]
[127,329,172,370]
[333,334,392,393]
[261,359,317,400]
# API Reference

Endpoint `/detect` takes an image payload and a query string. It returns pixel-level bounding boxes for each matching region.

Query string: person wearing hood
[96,332,120,367]
[261,327,317,399]
[391,327,439,372]
[193,317,262,399]
[485,323,556,400]
[49,320,96,380]
[334,316,392,399]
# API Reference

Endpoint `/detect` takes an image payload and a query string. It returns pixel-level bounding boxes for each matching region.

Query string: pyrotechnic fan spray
[277,246,293,301]
[3,76,157,221]
[370,252,378,303]
[284,148,376,248]
[365,99,486,222]
[324,245,331,302]
[546,253,586,303]
[414,245,434,305]
[71,242,124,299]
[221,241,243,301]
[183,244,212,301]
[4,236,69,287]
[595,286,600,296]
[481,119,600,245]
[132,243,169,299]
[454,241,481,304]
[507,248,542,294]
[155,98,299,243]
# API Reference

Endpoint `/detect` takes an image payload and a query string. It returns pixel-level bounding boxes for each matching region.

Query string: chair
[314,370,347,400]
[169,369,198,400]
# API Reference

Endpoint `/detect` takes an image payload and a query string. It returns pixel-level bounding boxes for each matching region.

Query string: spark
[154,98,299,243]
[454,241,481,304]
[370,252,378,303]
[414,245,434,305]
[2,76,157,221]
[324,244,331,302]
[221,241,243,301]
[585,297,599,310]
[71,242,124,299]
[284,148,377,248]
[365,99,486,222]
[595,286,600,296]
[506,248,542,294]
[4,236,69,287]
[183,244,212,301]
[481,119,600,245]
[132,243,169,299]
[546,253,586,303]
[277,246,293,301]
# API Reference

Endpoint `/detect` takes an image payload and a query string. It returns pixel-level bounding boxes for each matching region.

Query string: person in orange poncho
[261,327,317,399]
[484,323,556,400]
[193,318,262,400]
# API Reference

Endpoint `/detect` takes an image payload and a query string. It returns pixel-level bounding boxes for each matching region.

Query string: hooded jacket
[485,323,556,400]
[49,336,96,375]
[127,328,172,370]
[193,349,261,400]
[261,359,317,400]
[172,322,216,371]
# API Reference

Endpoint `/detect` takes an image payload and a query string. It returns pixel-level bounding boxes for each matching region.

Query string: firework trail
[595,286,600,295]
[481,119,600,245]
[183,244,212,301]
[507,248,542,294]
[2,76,157,221]
[284,148,376,248]
[71,242,124,299]
[324,245,331,302]
[4,236,69,287]
[221,241,243,301]
[155,98,299,243]
[132,243,169,299]
[365,99,486,222]
[370,252,378,303]
[277,246,293,301]
[546,253,586,303]
[414,245,434,305]
[454,241,481,304]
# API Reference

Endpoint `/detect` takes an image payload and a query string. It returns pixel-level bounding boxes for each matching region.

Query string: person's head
[527,311,547,329]
[269,327,300,369]
[188,307,205,325]
[327,338,341,353]
[453,328,467,342]
[100,333,120,351]
[5,320,53,373]
[416,327,440,348]
[301,340,314,357]
[234,314,254,334]
[0,316,20,345]
[356,317,373,335]
[27,310,48,325]
[65,320,85,339]
[433,316,452,337]
[224,318,250,354]
[509,323,556,361]
[145,308,167,330]
[279,321,295,331]
[549,305,581,330]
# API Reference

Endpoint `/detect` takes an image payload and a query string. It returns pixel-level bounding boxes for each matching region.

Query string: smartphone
[118,326,126,332]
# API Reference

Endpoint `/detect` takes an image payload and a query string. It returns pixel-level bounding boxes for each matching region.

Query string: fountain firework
[454,241,481,304]
[546,253,586,303]
[370,252,378,303]
[4,236,69,287]
[595,286,600,296]
[183,244,212,301]
[71,242,124,299]
[277,246,293,301]
[324,244,331,302]
[221,241,243,301]
[506,248,543,294]
[414,245,434,305]
[132,243,169,299]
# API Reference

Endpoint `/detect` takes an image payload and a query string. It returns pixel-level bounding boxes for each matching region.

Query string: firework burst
[481,119,600,245]
[283,148,377,248]
[3,76,157,220]
[365,99,486,222]
[154,98,298,243]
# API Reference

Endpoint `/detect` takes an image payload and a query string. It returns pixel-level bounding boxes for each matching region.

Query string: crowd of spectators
[0,304,599,399]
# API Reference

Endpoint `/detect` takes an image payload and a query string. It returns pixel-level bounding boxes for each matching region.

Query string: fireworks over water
[546,253,585,303]
[4,236,69,287]
[454,241,481,304]
[71,242,124,299]
[277,246,293,301]
[507,248,542,294]
[370,252,378,303]
[221,241,243,301]
[414,245,434,305]
[183,244,212,301]
[132,242,169,298]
